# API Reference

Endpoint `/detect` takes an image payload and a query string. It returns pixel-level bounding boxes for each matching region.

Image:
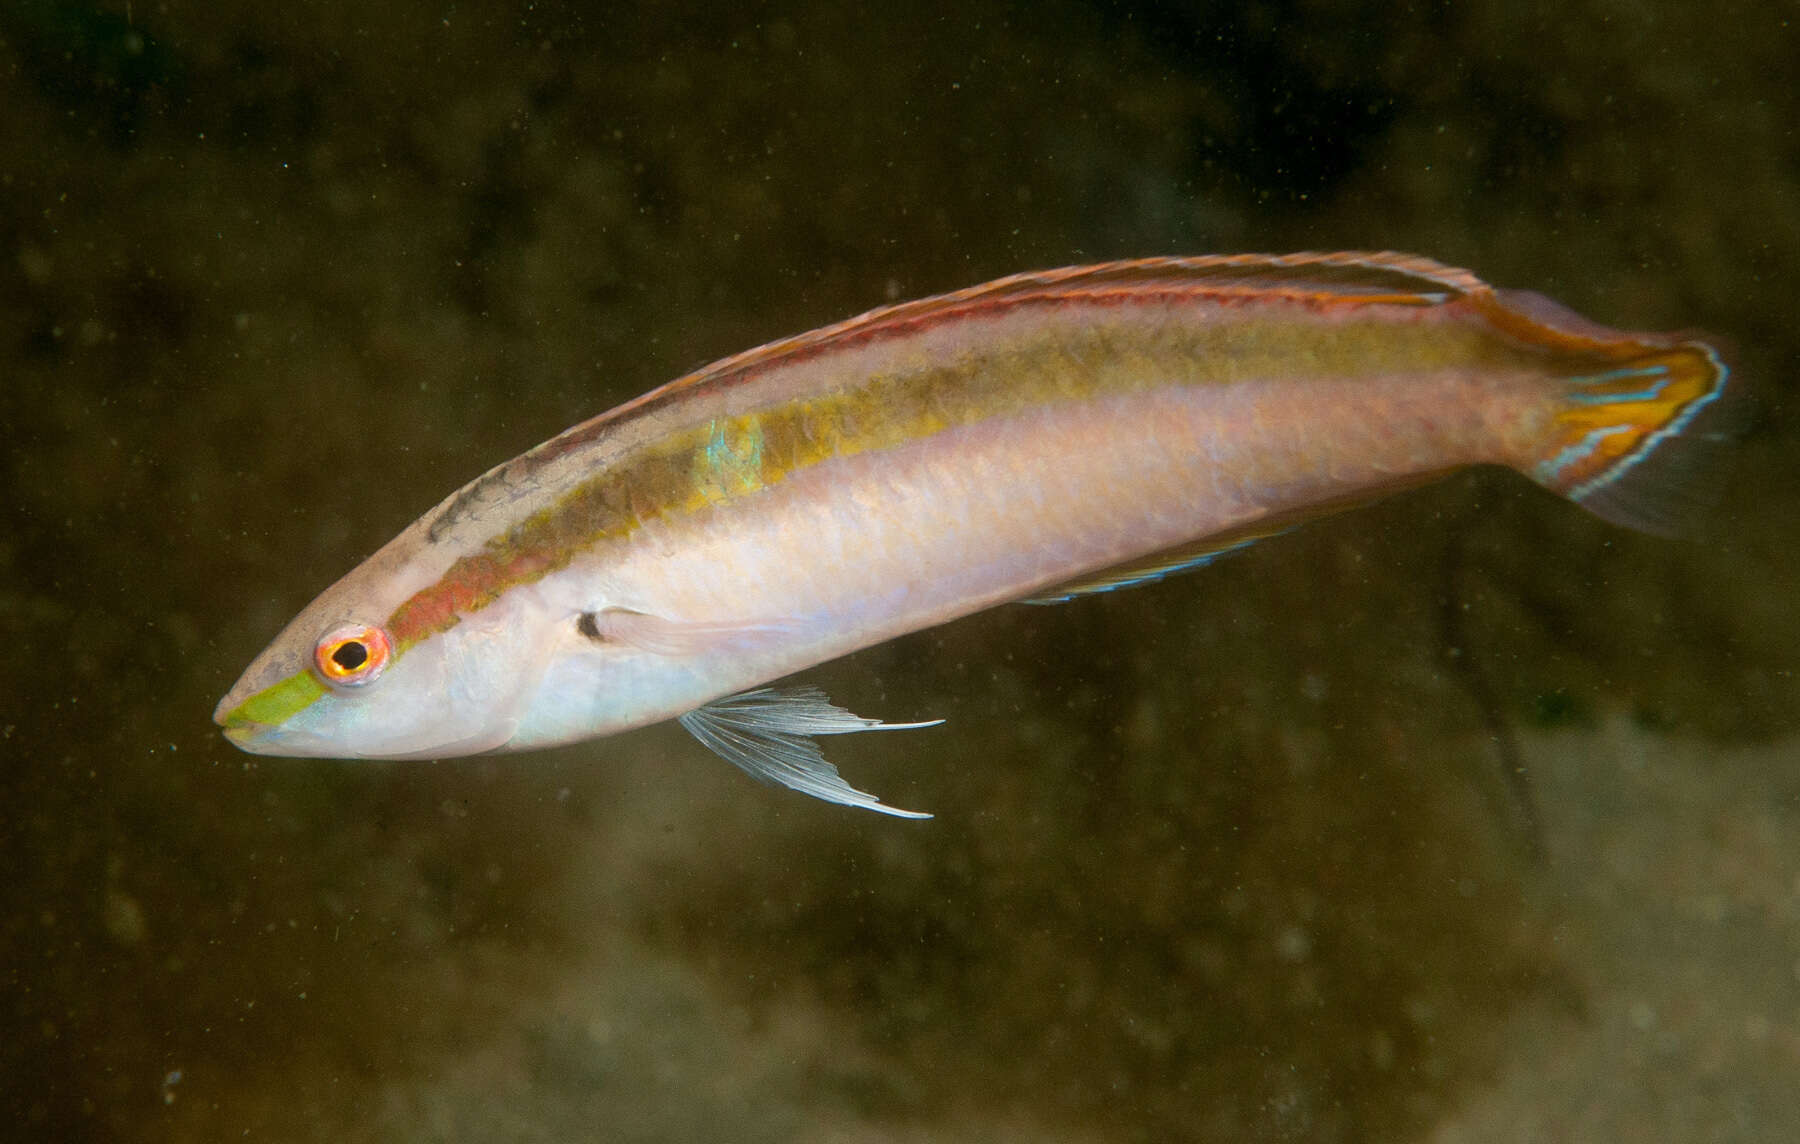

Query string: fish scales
[398,301,1536,647]
[215,253,1738,815]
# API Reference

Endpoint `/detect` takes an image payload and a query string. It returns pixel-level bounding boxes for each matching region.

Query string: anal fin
[1022,475,1471,607]
[1022,527,1288,605]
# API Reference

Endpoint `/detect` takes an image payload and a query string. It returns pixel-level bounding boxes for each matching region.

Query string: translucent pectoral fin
[677,686,939,819]
[580,608,797,657]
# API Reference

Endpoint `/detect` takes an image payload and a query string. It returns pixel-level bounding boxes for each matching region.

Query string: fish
[214,252,1740,817]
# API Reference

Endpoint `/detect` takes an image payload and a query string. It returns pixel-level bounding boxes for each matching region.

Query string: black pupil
[331,641,369,671]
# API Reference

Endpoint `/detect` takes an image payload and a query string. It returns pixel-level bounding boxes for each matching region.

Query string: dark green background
[4,2,1796,1140]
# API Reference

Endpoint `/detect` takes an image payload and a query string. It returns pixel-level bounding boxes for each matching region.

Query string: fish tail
[1529,338,1745,536]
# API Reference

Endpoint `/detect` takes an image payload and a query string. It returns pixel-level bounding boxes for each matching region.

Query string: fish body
[215,253,1737,815]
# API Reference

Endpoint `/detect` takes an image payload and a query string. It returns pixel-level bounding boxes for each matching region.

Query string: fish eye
[314,624,392,688]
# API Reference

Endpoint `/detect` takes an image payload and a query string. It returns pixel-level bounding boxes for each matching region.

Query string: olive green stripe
[222,669,326,729]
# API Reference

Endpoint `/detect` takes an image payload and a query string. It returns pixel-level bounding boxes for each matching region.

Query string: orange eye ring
[313,624,392,688]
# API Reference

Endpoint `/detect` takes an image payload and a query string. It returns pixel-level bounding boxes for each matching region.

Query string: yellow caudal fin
[1532,340,1745,536]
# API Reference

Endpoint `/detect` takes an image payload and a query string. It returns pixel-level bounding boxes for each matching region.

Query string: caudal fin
[1529,340,1746,536]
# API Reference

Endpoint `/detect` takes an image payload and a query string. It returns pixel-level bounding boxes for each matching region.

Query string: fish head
[213,522,557,759]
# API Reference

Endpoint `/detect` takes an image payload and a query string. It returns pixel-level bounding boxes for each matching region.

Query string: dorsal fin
[918,251,1489,309]
[690,252,1488,390]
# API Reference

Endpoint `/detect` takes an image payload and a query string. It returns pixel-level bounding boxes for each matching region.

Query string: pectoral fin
[579,608,797,656]
[677,686,939,819]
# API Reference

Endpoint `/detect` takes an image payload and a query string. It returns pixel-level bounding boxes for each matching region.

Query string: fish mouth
[210,681,316,756]
[213,682,263,737]
[215,708,333,758]
[213,663,329,748]
[217,705,282,754]
[220,719,265,749]
[212,690,241,728]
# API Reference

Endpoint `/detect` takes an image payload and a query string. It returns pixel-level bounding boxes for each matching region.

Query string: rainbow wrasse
[215,252,1738,816]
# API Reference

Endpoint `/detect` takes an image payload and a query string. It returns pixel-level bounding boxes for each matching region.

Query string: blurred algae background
[2,1,1798,1140]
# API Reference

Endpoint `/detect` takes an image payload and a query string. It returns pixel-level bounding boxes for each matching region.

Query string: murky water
[5,2,1797,1140]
